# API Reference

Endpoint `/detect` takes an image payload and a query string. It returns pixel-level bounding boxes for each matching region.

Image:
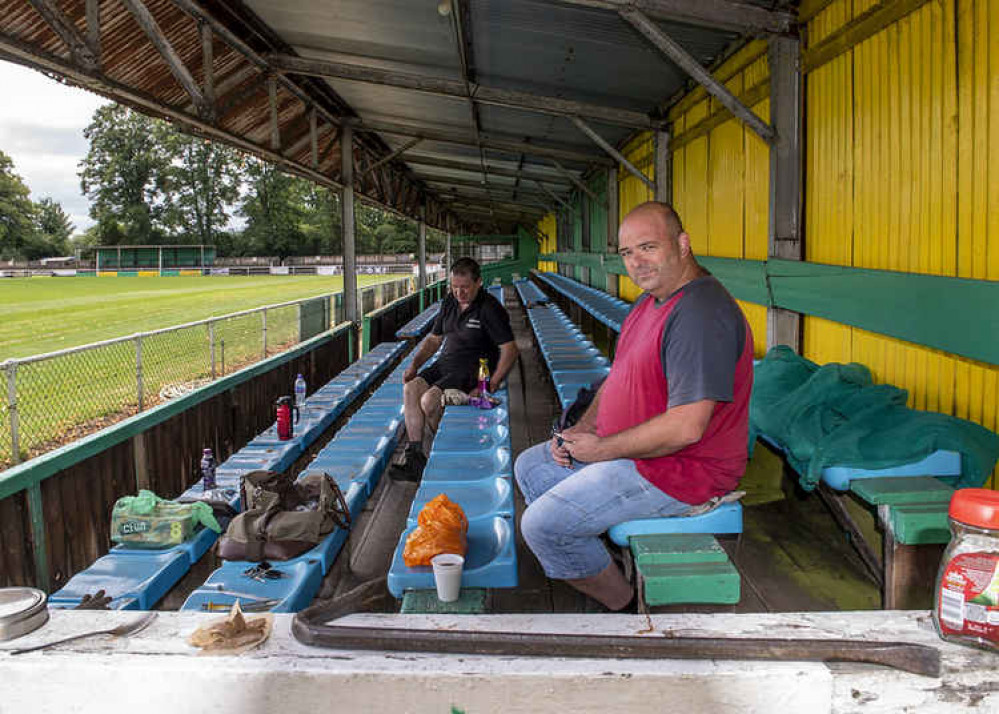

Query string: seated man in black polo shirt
[391,257,518,481]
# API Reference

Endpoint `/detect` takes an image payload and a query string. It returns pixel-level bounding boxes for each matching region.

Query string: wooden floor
[314,288,884,615]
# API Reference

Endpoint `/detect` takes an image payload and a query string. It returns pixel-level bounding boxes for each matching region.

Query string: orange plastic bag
[402,493,468,567]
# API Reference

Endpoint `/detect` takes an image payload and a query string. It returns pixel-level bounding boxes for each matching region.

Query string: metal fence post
[135,334,144,411]
[208,320,216,379]
[5,360,20,465]
[262,307,268,358]
[297,301,303,344]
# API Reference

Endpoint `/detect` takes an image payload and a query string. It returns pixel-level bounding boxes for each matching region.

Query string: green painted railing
[540,253,999,366]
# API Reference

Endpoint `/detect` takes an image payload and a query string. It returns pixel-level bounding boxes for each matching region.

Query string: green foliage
[69,104,456,258]
[35,198,74,256]
[238,158,312,258]
[79,105,175,244]
[164,134,243,245]
[0,150,40,260]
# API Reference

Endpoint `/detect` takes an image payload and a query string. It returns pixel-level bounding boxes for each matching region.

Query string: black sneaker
[390,445,426,482]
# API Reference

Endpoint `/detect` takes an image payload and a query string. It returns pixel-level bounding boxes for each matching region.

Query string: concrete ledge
[0,610,995,712]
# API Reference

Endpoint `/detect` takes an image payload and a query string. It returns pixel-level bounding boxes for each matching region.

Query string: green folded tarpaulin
[750,346,999,491]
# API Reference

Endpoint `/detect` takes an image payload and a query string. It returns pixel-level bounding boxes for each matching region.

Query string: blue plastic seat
[181,556,323,613]
[423,447,512,482]
[51,550,189,610]
[434,423,510,453]
[387,516,517,597]
[821,450,963,491]
[607,502,744,546]
[407,479,514,525]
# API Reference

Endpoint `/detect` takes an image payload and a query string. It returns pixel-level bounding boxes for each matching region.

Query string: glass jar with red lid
[934,488,999,650]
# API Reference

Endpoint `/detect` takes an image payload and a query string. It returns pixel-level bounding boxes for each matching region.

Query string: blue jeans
[514,442,690,580]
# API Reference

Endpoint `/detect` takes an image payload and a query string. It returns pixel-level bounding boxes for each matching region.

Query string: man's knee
[520,498,565,553]
[403,377,428,403]
[420,387,442,416]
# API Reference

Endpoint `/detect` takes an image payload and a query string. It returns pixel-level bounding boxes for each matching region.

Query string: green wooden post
[361,314,371,355]
[26,483,49,592]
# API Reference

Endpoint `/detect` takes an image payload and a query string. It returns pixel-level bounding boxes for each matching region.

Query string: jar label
[938,552,999,641]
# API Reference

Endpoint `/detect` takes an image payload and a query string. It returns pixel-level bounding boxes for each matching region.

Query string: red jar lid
[950,489,999,530]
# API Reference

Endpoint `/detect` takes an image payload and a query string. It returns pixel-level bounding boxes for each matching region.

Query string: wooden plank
[0,492,32,586]
[881,504,947,610]
[817,483,884,589]
[40,475,65,591]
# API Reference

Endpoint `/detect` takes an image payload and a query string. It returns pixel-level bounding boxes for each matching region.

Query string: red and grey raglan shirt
[595,275,755,505]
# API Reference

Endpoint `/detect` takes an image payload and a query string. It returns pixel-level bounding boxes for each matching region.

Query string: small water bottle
[294,373,307,408]
[200,448,216,491]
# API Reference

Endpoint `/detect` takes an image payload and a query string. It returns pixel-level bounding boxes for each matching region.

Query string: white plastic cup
[431,553,464,602]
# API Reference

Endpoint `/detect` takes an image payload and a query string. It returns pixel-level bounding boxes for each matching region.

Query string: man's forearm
[411,336,441,371]
[490,343,518,388]
[592,400,715,460]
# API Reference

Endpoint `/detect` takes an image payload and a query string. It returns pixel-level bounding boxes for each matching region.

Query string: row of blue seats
[524,301,743,544]
[180,345,419,613]
[513,278,549,307]
[395,301,442,339]
[387,390,518,597]
[532,271,630,332]
[486,283,504,304]
[525,303,610,410]
[48,342,407,611]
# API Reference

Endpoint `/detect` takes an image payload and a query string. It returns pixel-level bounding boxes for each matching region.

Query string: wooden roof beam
[265,52,664,130]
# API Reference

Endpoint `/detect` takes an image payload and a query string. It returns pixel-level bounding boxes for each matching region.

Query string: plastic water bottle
[294,373,307,408]
[200,448,216,491]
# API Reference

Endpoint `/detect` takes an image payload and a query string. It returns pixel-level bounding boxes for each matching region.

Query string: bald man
[514,202,755,610]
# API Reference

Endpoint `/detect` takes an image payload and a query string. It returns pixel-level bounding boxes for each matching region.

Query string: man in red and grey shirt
[514,202,754,610]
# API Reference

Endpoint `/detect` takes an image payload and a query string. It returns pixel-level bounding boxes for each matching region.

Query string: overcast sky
[0,59,109,235]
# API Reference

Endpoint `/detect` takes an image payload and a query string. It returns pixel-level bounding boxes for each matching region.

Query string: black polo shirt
[431,289,513,380]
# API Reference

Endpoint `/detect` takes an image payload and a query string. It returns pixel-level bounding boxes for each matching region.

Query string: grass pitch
[0,274,408,360]
[0,273,410,466]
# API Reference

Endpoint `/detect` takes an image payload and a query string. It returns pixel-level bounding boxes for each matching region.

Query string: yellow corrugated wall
[805,0,999,484]
[669,41,771,356]
[615,132,657,302]
[536,213,557,272]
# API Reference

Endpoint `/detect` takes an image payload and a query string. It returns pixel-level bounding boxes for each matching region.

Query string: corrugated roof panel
[468,0,737,111]
[246,0,457,75]
[316,79,472,130]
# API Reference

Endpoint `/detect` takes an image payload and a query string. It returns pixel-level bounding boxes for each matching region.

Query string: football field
[0,273,410,466]
[0,273,407,360]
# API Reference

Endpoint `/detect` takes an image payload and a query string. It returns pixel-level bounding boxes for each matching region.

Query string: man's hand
[549,433,573,467]
[560,431,608,464]
[403,365,417,383]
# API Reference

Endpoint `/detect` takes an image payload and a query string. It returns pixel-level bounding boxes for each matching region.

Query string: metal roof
[0,0,797,233]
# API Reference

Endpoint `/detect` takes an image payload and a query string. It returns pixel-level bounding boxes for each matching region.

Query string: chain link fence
[0,277,420,469]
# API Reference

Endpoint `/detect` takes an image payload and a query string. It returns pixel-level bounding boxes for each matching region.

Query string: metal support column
[606,165,619,296]
[418,202,427,291]
[767,35,803,352]
[655,130,671,203]
[341,124,359,325]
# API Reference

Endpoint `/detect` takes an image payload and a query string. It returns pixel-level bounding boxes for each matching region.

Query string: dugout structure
[92,245,216,276]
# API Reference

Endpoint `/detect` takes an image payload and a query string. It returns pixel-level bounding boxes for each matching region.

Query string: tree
[239,159,310,259]
[0,151,39,261]
[79,105,174,245]
[165,134,242,246]
[35,198,74,256]
[301,185,340,255]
